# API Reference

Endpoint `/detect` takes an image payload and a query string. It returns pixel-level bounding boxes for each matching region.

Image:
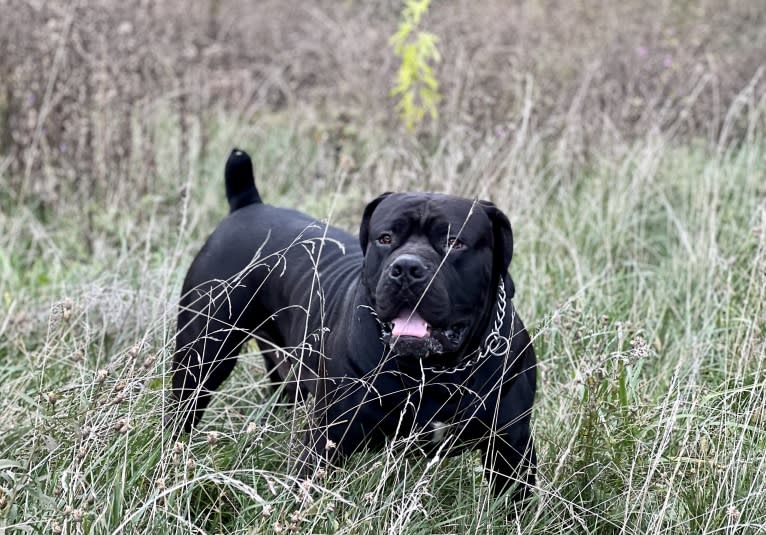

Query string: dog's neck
[419,277,510,375]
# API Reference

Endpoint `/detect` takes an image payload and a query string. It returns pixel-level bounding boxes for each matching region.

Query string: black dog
[171,149,537,501]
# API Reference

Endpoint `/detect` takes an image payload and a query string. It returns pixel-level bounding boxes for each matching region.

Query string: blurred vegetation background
[1,0,764,213]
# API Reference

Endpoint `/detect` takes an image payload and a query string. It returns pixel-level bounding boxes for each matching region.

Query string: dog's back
[171,149,363,431]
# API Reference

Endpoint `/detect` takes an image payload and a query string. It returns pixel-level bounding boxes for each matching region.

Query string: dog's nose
[389,254,429,284]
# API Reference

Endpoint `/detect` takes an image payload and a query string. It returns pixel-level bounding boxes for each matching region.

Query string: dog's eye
[378,233,392,245]
[447,237,465,250]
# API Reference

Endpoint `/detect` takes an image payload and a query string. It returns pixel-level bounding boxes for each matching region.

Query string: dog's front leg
[294,426,334,483]
[292,408,353,487]
[292,376,373,485]
[292,375,346,484]
[481,424,536,503]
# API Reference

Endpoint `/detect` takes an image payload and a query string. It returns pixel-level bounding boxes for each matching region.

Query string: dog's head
[359,192,515,362]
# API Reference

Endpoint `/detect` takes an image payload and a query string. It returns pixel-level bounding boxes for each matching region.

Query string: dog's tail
[225,148,261,212]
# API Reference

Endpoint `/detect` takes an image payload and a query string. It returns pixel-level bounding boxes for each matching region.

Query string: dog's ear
[359,192,393,252]
[480,200,515,298]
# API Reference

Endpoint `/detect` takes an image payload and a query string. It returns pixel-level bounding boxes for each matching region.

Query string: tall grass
[1,101,765,532]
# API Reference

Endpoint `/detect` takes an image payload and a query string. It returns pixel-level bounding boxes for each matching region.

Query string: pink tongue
[391,309,430,338]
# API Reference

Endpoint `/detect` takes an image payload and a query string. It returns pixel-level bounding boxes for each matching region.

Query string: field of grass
[2,109,765,533]
[2,1,766,534]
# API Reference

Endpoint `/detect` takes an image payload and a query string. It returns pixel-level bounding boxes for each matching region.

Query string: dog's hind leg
[170,281,255,433]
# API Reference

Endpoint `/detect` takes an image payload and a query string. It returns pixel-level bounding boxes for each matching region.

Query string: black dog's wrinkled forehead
[370,192,492,239]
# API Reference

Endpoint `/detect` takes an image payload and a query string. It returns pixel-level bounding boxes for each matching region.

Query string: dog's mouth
[380,309,469,357]
[389,309,431,338]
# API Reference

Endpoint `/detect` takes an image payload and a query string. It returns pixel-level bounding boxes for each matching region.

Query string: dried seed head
[72,508,84,522]
[185,458,196,471]
[142,355,156,369]
[629,336,651,361]
[155,478,166,491]
[246,422,259,434]
[113,418,130,434]
[62,298,74,321]
[325,439,336,451]
[96,369,108,384]
[46,391,58,406]
[173,441,185,454]
[297,479,313,501]
[262,503,273,518]
[207,431,219,446]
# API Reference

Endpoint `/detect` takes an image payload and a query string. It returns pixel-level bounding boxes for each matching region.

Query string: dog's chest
[374,378,491,440]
